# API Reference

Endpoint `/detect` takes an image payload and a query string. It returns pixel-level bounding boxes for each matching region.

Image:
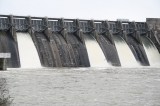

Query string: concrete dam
[0,15,160,68]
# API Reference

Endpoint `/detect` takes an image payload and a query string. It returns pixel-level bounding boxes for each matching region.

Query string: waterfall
[17,32,41,68]
[113,35,140,67]
[84,34,109,67]
[141,36,160,67]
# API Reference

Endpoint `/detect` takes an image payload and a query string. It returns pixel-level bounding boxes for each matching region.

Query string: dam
[0,15,160,68]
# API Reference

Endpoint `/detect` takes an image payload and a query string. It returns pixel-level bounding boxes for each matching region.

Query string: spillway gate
[0,15,160,68]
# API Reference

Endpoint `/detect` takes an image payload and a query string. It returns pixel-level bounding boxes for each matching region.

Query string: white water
[17,32,41,68]
[141,36,160,66]
[2,68,160,106]
[84,35,109,67]
[113,35,140,67]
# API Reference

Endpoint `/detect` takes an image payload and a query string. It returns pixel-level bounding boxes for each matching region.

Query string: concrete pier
[0,53,11,70]
[0,15,160,67]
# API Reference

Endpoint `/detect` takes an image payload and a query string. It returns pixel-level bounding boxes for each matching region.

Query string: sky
[0,0,160,21]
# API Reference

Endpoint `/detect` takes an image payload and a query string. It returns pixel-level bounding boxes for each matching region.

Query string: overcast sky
[0,0,159,21]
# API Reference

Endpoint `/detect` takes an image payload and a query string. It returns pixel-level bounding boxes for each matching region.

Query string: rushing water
[141,36,160,66]
[113,35,140,67]
[0,67,160,106]
[1,33,160,106]
[17,32,41,68]
[84,35,109,67]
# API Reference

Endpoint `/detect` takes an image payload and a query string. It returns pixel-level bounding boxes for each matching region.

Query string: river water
[0,67,160,106]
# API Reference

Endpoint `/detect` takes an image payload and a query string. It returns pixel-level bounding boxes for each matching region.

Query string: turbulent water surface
[0,67,160,106]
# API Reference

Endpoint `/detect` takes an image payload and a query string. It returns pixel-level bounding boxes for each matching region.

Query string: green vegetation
[0,78,13,106]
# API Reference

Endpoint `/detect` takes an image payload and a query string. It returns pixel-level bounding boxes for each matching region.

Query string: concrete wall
[146,18,160,52]
[147,18,160,30]
[146,18,160,39]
